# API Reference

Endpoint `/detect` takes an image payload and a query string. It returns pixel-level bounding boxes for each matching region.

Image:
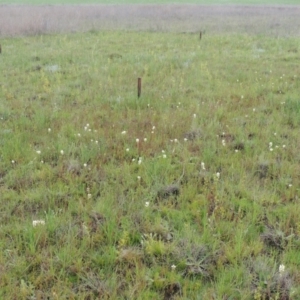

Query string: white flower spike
[32,220,45,227]
[279,264,285,274]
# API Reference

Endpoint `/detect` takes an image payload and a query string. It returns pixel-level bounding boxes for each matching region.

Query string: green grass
[1,30,300,299]
[0,0,299,4]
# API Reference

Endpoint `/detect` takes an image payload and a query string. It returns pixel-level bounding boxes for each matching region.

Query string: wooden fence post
[138,78,142,98]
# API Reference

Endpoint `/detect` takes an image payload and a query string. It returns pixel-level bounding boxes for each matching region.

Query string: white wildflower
[279,264,285,274]
[32,220,45,227]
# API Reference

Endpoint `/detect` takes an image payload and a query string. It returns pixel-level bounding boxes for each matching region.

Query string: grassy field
[1,0,300,4]
[1,29,300,299]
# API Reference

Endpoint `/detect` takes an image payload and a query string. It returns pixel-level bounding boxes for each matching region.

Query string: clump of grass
[157,184,180,200]
[249,257,293,300]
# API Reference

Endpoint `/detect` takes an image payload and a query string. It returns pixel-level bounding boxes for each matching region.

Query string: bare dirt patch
[0,4,300,37]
